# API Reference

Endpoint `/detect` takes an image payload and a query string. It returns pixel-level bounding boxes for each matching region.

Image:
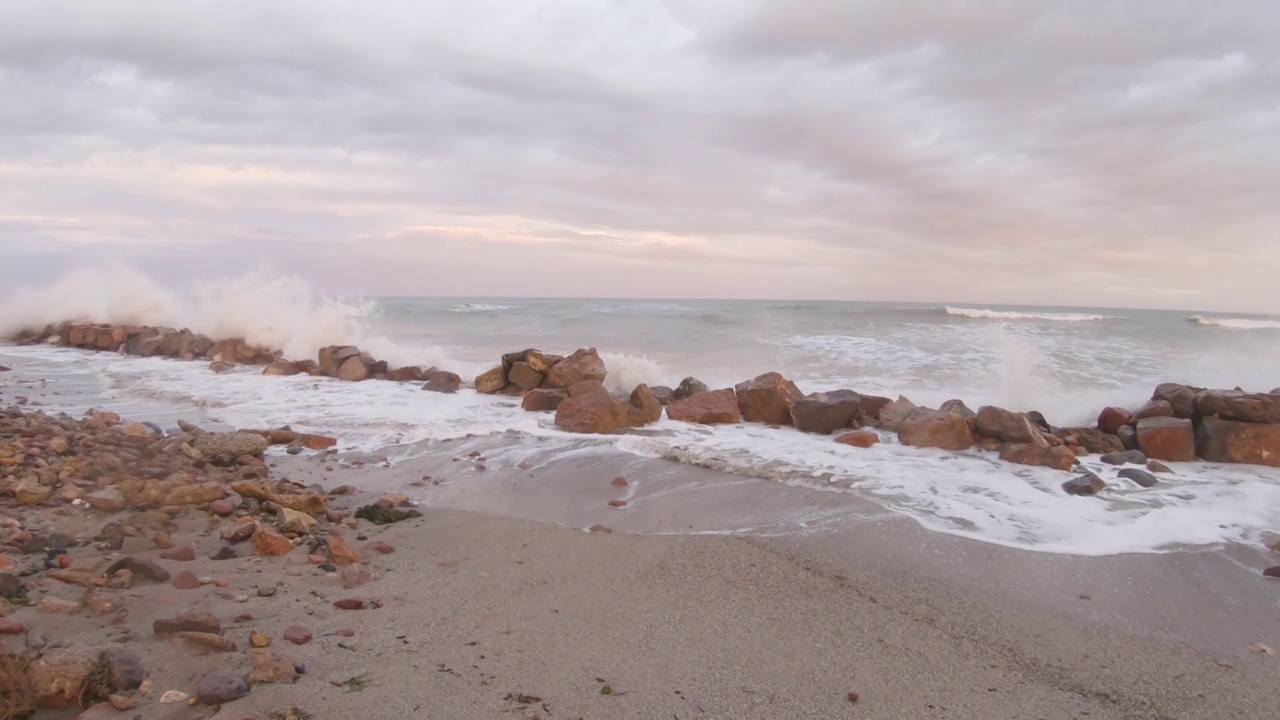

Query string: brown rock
[938,399,976,418]
[327,533,363,566]
[555,388,638,434]
[171,570,204,590]
[1097,406,1134,434]
[734,372,803,425]
[1052,427,1125,455]
[368,541,395,554]
[175,631,236,651]
[162,482,225,507]
[1152,383,1201,419]
[897,408,975,451]
[0,620,26,634]
[263,360,303,376]
[340,563,379,589]
[208,360,236,374]
[608,499,628,508]
[231,480,327,514]
[835,430,880,448]
[1136,417,1196,462]
[105,556,170,583]
[474,366,507,394]
[790,390,864,434]
[15,478,53,505]
[248,648,299,685]
[1134,399,1174,421]
[1118,468,1160,488]
[386,366,426,382]
[877,396,918,432]
[221,520,257,544]
[628,384,663,425]
[1147,460,1173,473]
[250,629,271,648]
[666,389,741,425]
[673,377,710,401]
[998,443,1076,471]
[195,432,269,460]
[508,361,545,391]
[277,508,318,535]
[1196,390,1280,424]
[521,388,568,412]
[161,545,196,562]
[333,598,365,610]
[336,355,371,382]
[154,610,221,635]
[567,379,605,397]
[318,345,361,377]
[28,650,95,709]
[974,406,1039,443]
[611,476,629,487]
[423,369,462,393]
[84,488,127,513]
[38,597,82,615]
[1062,473,1106,496]
[1196,417,1280,467]
[283,625,313,645]
[544,348,608,389]
[252,525,296,557]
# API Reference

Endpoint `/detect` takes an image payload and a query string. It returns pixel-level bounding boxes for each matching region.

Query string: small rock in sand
[250,629,271,648]
[172,570,204,589]
[38,597,82,615]
[154,609,221,635]
[211,544,238,560]
[611,476,629,487]
[333,598,365,610]
[257,586,278,597]
[248,648,301,685]
[607,500,628,509]
[327,532,364,566]
[1263,566,1280,578]
[209,499,237,516]
[588,524,613,533]
[196,671,250,705]
[105,556,170,583]
[152,532,175,550]
[340,564,379,589]
[159,690,190,704]
[0,620,27,634]
[367,541,395,554]
[283,625,313,645]
[175,631,237,651]
[162,545,197,562]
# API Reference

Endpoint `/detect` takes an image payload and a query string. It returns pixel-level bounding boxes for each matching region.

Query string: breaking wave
[1188,315,1280,330]
[945,306,1112,322]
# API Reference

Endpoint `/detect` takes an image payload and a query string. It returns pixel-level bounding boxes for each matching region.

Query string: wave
[1188,315,1280,330]
[945,306,1112,322]
[449,303,516,313]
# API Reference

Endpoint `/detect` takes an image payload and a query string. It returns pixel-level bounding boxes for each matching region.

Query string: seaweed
[353,505,423,525]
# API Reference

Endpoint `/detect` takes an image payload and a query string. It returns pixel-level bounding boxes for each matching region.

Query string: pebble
[171,570,204,590]
[250,629,272,648]
[333,598,365,610]
[211,544,239,561]
[152,532,176,550]
[283,625,313,645]
[0,620,27,634]
[38,597,82,614]
[607,500,628,509]
[612,476,629,487]
[209,499,237,516]
[195,670,250,705]
[109,693,137,710]
[160,690,190,704]
[214,577,229,587]
[257,586,278,597]
[367,541,396,554]
[162,545,197,561]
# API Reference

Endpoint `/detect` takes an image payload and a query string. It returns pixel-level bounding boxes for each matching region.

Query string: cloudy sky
[2,1,1278,312]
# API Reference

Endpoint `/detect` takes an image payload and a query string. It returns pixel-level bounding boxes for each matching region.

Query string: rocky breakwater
[0,406,406,717]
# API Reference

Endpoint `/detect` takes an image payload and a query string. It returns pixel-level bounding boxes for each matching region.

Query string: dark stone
[1026,411,1051,432]
[1118,468,1159,488]
[648,386,675,406]
[1117,425,1138,451]
[196,670,250,705]
[0,573,25,600]
[1152,383,1202,419]
[672,377,709,401]
[938,399,976,418]
[1099,450,1147,465]
[105,557,170,583]
[354,505,423,525]
[210,544,238,561]
[100,648,146,691]
[1062,473,1106,496]
[1195,390,1280,425]
[789,390,864,434]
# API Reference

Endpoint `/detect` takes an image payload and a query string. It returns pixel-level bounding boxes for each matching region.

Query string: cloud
[0,0,1278,311]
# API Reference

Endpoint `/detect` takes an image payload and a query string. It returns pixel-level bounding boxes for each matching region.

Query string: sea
[2,269,1280,559]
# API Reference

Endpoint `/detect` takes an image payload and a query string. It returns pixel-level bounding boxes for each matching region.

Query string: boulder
[194,432,269,460]
[1195,417,1280,467]
[897,408,975,451]
[629,385,663,424]
[877,396,918,432]
[1052,427,1125,455]
[1136,417,1196,462]
[734,372,803,425]
[1117,424,1138,451]
[666,389,741,425]
[474,366,507,394]
[835,431,880,448]
[554,388,639,434]
[525,350,563,374]
[318,346,361,377]
[125,327,169,357]
[1133,399,1174,421]
[1118,468,1159,488]
[27,650,94,709]
[938,399,976,418]
[1097,406,1134,434]
[502,348,537,372]
[252,525,296,557]
[386,366,426,382]
[568,380,605,397]
[789,390,864,434]
[998,443,1076,471]
[1196,390,1280,424]
[1062,473,1106,496]
[974,406,1038,443]
[672,377,709,401]
[1100,449,1147,465]
[857,395,893,423]
[508,361,545,391]
[263,360,303,377]
[209,360,235,374]
[544,348,607,389]
[196,671,250,705]
[649,386,675,406]
[522,388,568,412]
[336,355,371,381]
[1152,383,1201,419]
[423,369,462,393]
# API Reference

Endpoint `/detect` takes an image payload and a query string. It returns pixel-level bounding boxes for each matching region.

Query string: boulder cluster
[14,322,463,393]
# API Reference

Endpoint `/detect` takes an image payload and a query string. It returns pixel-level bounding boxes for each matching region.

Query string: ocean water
[3,271,1280,557]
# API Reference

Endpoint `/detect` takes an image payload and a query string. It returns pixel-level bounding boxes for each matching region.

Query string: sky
[2,0,1279,312]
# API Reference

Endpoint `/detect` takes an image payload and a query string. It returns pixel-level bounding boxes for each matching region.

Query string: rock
[100,648,146,691]
[336,355,371,382]
[108,694,136,711]
[333,598,365,610]
[248,649,300,685]
[171,570,204,590]
[209,360,236,374]
[1100,449,1148,465]
[0,620,26,634]
[84,587,124,615]
[162,482,226,507]
[555,388,640,434]
[196,671,250,705]
[544,348,608,389]
[154,609,220,635]
[277,508,318,535]
[734,372,803,425]
[194,432,269,461]
[1152,383,1201,419]
[1147,460,1173,473]
[1097,406,1134,434]
[15,478,53,505]
[648,386,675,405]
[0,573,25,598]
[231,480,327,514]
[567,379,605,397]
[790,390,864,434]
[1196,390,1280,424]
[250,630,271,648]
[423,369,462,393]
[340,564,379,589]
[835,431,880,448]
[1136,417,1196,462]
[897,408,975,451]
[1052,427,1125,455]
[1026,410,1052,432]
[1134,399,1174,421]
[211,544,238,560]
[1195,417,1280,467]
[84,487,128,513]
[629,384,663,425]
[521,388,568,412]
[263,360,303,376]
[318,345,361,377]
[252,526,296,557]
[974,406,1039,443]
[105,556,170,583]
[27,650,94,709]
[176,631,237,651]
[1118,468,1159,488]
[38,597,81,614]
[326,533,363,566]
[221,521,257,544]
[161,545,196,562]
[508,362,545,391]
[353,505,422,524]
[673,377,709,401]
[159,690,190,704]
[367,541,395,554]
[1062,473,1106,496]
[283,626,313,645]
[998,443,1076,471]
[666,389,741,425]
[386,366,426,382]
[524,350,563,374]
[1117,425,1138,450]
[1265,566,1280,579]
[210,499,237,517]
[938,399,976,418]
[474,366,507,394]
[877,396,918,432]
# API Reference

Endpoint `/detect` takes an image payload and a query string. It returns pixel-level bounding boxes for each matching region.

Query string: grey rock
[196,670,250,705]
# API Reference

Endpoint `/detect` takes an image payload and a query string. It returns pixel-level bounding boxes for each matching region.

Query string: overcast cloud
[1,0,1278,311]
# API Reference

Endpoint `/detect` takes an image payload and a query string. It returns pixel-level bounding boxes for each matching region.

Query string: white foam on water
[946,306,1114,322]
[1189,315,1280,330]
[599,352,672,395]
[449,303,517,313]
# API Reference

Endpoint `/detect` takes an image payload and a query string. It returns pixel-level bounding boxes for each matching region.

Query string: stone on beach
[423,368,462,393]
[666,388,741,425]
[1152,383,1201,419]
[974,406,1040,443]
[1097,406,1134,434]
[835,431,880,448]
[1062,473,1106,496]
[522,388,568,412]
[672,376,709,401]
[998,443,1076,471]
[474,366,507,394]
[1195,417,1280,467]
[1118,468,1160,487]
[877,396,917,432]
[555,387,646,434]
[1136,417,1196,462]
[1195,390,1280,424]
[789,390,864,434]
[734,372,803,425]
[196,671,250,705]
[897,408,975,451]
[543,347,608,389]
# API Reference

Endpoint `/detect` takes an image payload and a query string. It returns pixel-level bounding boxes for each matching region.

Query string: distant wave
[449,303,515,313]
[1188,315,1280,330]
[945,307,1112,322]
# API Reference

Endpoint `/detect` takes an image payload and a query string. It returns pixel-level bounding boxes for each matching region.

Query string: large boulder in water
[1195,390,1280,424]
[734,372,802,425]
[629,385,663,424]
[673,377,709,401]
[974,406,1039,443]
[522,388,568,412]
[1195,417,1280,467]
[938,399,976,418]
[555,388,645,434]
[386,366,426,382]
[544,348,607,389]
[473,366,507,394]
[1097,406,1133,434]
[319,346,361,377]
[194,432,269,461]
[877,396,917,432]
[667,389,741,425]
[508,361,545,391]
[998,443,1076,471]
[789,390,863,434]
[1135,417,1196,462]
[423,368,462,394]
[337,354,372,381]
[1152,383,1201,419]
[858,395,893,424]
[1133,399,1174,421]
[1053,427,1125,455]
[897,408,974,451]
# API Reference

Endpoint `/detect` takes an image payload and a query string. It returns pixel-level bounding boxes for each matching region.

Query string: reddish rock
[1264,566,1280,578]
[877,396,918,432]
[209,498,237,517]
[789,390,864,434]
[555,388,639,434]
[423,369,462,394]
[998,443,1076,471]
[1133,399,1174,421]
[1152,383,1201,419]
[508,361,545,391]
[1062,473,1106,496]
[283,625,313,645]
[974,406,1039,443]
[318,345,361,377]
[524,350,563,374]
[628,384,663,425]
[1196,417,1280,467]
[340,564,379,589]
[734,372,803,425]
[386,366,426,382]
[1196,390,1280,424]
[607,500,628,508]
[474,366,507,394]
[567,379,605,397]
[367,541,395,554]
[897,408,975,451]
[856,395,893,424]
[327,532,363,566]
[248,648,300,685]
[1097,406,1133,434]
[1052,427,1125,455]
[835,431,880,448]
[333,598,365,610]
[171,570,204,590]
[611,476,629,487]
[522,388,567,412]
[666,389,741,425]
[162,546,196,562]
[252,526,296,557]
[544,348,608,389]
[0,620,26,634]
[154,610,221,636]
[1136,417,1196,462]
[28,650,95,709]
[673,377,710,401]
